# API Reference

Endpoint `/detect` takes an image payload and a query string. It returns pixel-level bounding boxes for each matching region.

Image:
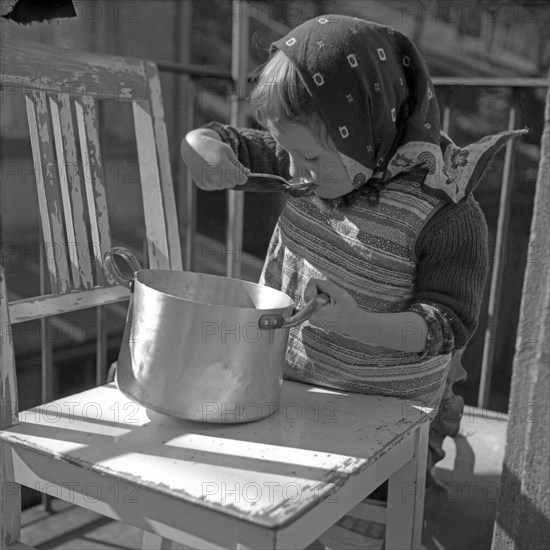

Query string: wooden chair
[1,40,432,550]
[0,38,182,549]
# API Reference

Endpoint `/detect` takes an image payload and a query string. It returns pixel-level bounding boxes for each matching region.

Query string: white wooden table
[2,380,433,549]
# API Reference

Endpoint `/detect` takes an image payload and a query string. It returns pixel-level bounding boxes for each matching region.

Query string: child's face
[268,122,355,199]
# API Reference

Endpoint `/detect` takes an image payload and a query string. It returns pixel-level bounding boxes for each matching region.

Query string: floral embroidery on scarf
[442,165,454,187]
[391,153,414,167]
[450,148,469,169]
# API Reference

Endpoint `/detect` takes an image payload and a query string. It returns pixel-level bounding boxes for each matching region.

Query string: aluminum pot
[104,247,329,423]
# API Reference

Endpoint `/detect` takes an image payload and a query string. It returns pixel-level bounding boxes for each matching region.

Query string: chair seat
[1,381,432,533]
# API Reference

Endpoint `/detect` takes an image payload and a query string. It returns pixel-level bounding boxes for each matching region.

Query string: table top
[3,380,433,528]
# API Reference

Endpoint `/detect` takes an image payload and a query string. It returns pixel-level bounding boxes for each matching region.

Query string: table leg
[385,422,429,550]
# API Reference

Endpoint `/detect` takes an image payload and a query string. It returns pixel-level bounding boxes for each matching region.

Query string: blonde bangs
[250,50,327,141]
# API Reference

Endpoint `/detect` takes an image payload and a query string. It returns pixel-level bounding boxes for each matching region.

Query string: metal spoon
[247,172,318,193]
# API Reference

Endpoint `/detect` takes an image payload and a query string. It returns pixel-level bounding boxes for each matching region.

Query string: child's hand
[303,278,358,334]
[181,128,250,190]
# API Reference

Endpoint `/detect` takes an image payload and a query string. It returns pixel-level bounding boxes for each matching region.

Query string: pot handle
[259,293,330,330]
[104,246,143,290]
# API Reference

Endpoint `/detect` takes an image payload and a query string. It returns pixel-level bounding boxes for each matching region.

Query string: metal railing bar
[478,88,519,409]
[173,0,194,271]
[432,77,548,88]
[184,80,197,271]
[157,61,233,82]
[95,306,107,385]
[442,106,451,134]
[156,63,548,90]
[39,240,53,404]
[39,239,54,512]
[226,0,249,279]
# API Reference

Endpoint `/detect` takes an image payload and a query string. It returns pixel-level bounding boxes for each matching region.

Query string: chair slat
[56,94,95,289]
[133,97,171,269]
[143,61,182,270]
[49,95,81,288]
[8,285,130,324]
[0,39,148,102]
[75,96,113,285]
[8,542,36,550]
[25,92,71,294]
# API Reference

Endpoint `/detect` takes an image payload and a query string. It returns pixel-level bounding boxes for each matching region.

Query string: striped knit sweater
[202,123,490,403]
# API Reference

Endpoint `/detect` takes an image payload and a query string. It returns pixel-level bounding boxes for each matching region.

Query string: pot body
[116,270,295,423]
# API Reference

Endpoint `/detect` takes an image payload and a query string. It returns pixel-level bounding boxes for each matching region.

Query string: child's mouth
[287,180,318,196]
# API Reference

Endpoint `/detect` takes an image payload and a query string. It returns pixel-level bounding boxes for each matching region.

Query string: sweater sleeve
[201,121,291,179]
[411,196,490,354]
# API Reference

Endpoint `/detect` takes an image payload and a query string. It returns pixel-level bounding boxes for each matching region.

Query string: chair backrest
[0,39,182,425]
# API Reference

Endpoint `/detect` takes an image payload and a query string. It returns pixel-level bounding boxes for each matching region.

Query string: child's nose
[289,159,314,182]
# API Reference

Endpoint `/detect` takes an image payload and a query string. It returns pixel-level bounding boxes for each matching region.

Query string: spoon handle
[248,173,316,192]
[247,172,289,185]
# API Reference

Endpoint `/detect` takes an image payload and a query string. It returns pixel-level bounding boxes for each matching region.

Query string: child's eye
[305,157,319,163]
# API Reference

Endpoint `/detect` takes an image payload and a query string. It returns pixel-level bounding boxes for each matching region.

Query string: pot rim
[133,269,295,312]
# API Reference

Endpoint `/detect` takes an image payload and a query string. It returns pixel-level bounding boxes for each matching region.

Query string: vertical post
[39,240,54,405]
[0,267,21,549]
[39,239,54,513]
[442,105,451,134]
[478,88,517,408]
[89,2,111,377]
[411,1,426,49]
[227,0,249,279]
[491,78,550,550]
[173,0,195,271]
[95,306,107,385]
[183,81,197,271]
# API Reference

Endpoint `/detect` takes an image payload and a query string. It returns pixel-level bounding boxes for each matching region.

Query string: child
[181,13,524,494]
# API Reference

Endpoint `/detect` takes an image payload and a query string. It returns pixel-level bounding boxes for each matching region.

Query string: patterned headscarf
[271,15,527,203]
